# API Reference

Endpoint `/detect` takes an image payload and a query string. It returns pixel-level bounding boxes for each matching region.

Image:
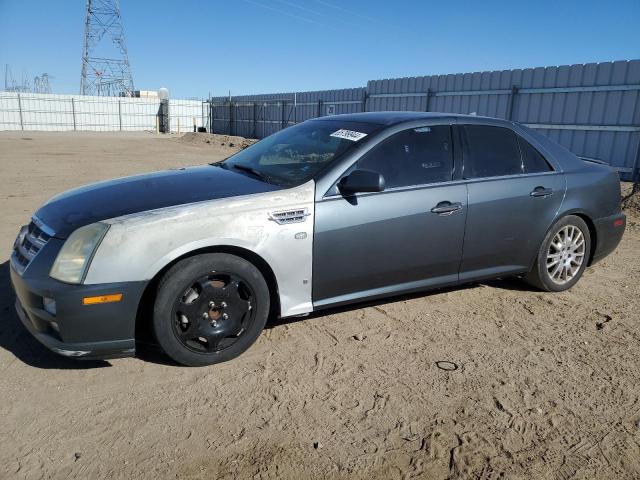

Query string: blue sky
[0,0,638,98]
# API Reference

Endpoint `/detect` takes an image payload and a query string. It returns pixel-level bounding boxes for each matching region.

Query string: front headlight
[50,223,109,284]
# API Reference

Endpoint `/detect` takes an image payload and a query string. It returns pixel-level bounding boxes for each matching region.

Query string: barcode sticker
[330,129,368,142]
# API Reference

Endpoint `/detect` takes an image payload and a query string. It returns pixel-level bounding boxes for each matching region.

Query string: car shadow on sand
[0,261,111,370]
[265,276,533,330]
[1,257,535,368]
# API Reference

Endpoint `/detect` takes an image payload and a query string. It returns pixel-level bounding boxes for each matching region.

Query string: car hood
[35,165,280,238]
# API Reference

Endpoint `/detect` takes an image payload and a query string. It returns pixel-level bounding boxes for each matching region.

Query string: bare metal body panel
[86,181,316,317]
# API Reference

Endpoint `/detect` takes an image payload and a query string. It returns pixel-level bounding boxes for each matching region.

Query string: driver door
[312,125,467,308]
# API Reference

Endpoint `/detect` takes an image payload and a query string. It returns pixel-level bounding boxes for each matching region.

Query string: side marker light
[82,293,123,305]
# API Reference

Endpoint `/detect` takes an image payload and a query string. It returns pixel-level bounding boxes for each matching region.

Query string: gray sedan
[11,112,626,366]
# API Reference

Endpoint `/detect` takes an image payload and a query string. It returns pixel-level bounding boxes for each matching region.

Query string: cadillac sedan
[10,112,626,366]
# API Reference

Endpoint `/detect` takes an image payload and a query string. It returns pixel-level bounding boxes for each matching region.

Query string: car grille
[11,219,54,275]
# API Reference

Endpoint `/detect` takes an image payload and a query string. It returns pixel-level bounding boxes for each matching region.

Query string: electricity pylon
[80,0,134,96]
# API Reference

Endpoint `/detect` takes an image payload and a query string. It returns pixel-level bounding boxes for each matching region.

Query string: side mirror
[338,169,385,195]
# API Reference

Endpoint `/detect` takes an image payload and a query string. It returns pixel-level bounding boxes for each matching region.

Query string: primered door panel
[460,173,565,281]
[313,184,467,307]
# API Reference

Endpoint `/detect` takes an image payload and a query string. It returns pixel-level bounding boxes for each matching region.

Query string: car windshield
[218,120,381,187]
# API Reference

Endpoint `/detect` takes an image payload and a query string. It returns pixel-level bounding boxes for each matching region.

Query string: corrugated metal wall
[208,60,640,179]
[367,60,640,176]
[1,61,638,178]
[209,88,366,139]
[0,92,208,133]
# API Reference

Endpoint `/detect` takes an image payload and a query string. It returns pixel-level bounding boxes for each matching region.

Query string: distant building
[133,90,159,99]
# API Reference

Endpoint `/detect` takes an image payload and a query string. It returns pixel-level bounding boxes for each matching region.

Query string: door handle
[530,186,553,197]
[431,201,463,215]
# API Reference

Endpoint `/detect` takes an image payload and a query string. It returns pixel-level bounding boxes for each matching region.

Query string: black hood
[36,165,280,238]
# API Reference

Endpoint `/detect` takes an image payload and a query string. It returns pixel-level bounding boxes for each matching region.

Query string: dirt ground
[0,131,639,480]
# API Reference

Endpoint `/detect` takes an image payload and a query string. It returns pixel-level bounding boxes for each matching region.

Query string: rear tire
[153,253,270,366]
[525,215,591,292]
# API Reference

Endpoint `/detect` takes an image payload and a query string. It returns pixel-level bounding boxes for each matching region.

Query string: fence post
[507,85,519,120]
[632,136,640,183]
[209,101,214,133]
[229,101,234,136]
[252,102,257,138]
[317,99,323,118]
[17,93,24,130]
[425,89,433,112]
[118,99,122,131]
[158,99,169,133]
[281,101,287,130]
[71,98,77,131]
[362,91,369,112]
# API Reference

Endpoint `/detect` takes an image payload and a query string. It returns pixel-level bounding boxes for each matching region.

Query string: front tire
[153,253,270,366]
[525,215,591,292]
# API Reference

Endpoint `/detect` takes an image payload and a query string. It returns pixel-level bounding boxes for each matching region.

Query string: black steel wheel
[153,253,270,366]
[172,272,255,353]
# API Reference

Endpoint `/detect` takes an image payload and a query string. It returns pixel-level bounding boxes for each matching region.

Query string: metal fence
[208,60,640,180]
[0,92,208,133]
[1,61,638,180]
[169,99,210,134]
[208,88,366,139]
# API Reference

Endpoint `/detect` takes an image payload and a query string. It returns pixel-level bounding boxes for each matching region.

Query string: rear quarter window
[517,135,554,173]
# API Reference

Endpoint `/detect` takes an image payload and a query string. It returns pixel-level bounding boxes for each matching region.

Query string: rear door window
[462,125,523,179]
[518,136,554,173]
[356,125,453,188]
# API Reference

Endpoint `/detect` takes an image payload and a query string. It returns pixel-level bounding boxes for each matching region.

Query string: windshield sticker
[330,129,368,142]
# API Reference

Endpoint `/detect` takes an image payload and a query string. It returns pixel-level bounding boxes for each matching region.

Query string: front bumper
[10,260,146,360]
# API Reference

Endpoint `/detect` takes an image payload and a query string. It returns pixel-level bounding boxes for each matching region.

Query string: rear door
[313,124,467,307]
[458,124,565,281]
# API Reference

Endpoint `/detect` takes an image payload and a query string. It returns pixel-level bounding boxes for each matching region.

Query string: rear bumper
[10,263,146,360]
[591,212,626,264]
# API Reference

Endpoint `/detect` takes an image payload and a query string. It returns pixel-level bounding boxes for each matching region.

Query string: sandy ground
[0,131,639,480]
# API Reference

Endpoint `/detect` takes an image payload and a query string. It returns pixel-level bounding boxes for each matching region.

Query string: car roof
[311,112,513,127]
[310,111,511,127]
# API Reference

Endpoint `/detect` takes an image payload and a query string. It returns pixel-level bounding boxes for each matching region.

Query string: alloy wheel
[546,225,586,285]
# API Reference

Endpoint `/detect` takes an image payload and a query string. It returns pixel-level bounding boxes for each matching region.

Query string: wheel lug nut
[222,313,229,320]
[208,301,215,308]
[221,302,227,308]
[202,312,209,319]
